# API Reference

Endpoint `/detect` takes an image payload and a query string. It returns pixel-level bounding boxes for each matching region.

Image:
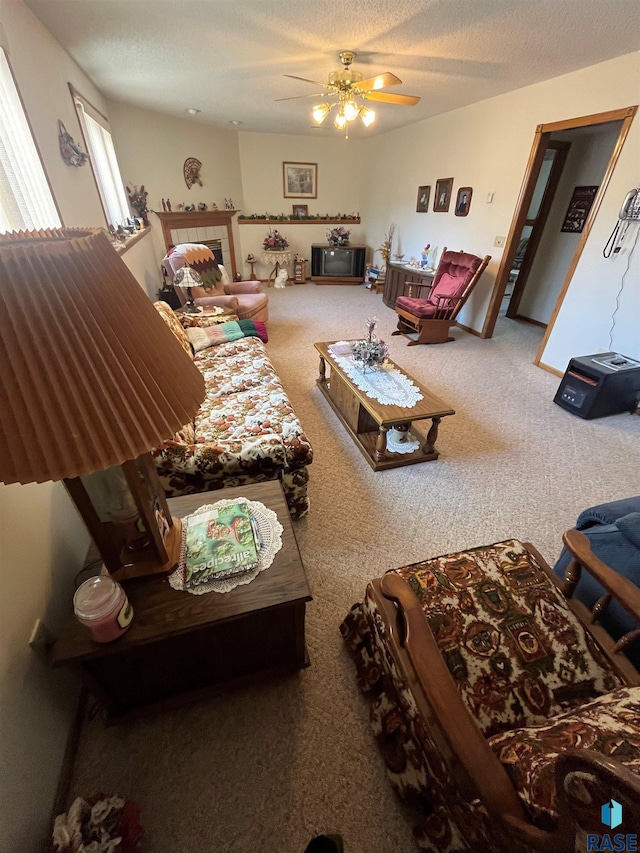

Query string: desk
[52,481,312,723]
[262,250,292,286]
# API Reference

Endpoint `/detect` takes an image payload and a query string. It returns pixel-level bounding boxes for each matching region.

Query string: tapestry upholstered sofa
[151,301,312,517]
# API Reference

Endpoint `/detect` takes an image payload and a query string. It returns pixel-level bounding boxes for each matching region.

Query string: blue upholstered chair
[554,496,640,668]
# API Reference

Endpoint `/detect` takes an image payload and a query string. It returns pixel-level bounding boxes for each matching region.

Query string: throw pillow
[428,271,464,305]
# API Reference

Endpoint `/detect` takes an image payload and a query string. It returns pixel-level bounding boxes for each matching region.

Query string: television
[311,244,366,284]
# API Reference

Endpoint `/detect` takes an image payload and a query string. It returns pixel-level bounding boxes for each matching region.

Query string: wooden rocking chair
[393,248,490,344]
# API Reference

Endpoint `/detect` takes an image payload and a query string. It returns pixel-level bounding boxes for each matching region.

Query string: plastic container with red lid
[73,575,133,643]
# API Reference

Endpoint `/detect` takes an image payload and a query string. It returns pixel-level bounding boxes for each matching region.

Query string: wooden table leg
[318,355,326,383]
[423,417,442,455]
[374,425,389,461]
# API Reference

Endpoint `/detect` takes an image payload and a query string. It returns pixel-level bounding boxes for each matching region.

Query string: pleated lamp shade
[0,227,205,485]
[0,228,206,580]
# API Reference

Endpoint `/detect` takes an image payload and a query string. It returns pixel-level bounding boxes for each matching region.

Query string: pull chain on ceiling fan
[276,51,420,137]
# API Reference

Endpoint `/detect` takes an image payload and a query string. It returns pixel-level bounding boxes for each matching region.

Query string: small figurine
[177,203,184,211]
[166,198,172,211]
[198,202,208,211]
[224,197,234,210]
[421,244,431,268]
[161,198,167,212]
[184,204,195,212]
[211,202,218,210]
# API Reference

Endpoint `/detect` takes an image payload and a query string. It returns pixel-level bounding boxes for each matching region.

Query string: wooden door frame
[481,106,637,369]
[506,140,571,320]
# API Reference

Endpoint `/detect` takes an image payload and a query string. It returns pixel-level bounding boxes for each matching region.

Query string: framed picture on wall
[560,185,598,233]
[455,187,473,216]
[433,178,454,212]
[416,185,430,212]
[292,204,308,217]
[283,162,317,198]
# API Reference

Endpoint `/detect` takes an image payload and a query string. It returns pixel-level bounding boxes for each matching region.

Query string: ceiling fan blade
[357,72,402,91]
[365,91,421,106]
[284,74,328,87]
[275,93,326,101]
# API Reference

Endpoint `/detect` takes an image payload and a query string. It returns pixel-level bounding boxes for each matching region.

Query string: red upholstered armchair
[393,248,490,345]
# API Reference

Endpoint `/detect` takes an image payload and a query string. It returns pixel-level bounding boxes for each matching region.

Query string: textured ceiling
[26,0,640,138]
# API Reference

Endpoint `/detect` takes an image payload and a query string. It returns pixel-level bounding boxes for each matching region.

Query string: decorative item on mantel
[327,225,350,247]
[126,184,149,226]
[351,317,388,371]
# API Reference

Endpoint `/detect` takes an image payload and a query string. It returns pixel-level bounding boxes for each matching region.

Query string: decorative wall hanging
[58,120,88,167]
[434,178,454,212]
[283,162,317,198]
[560,185,598,233]
[183,157,203,189]
[416,186,430,213]
[455,187,473,217]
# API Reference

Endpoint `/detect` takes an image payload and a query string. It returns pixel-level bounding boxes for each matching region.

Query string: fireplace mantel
[155,210,239,279]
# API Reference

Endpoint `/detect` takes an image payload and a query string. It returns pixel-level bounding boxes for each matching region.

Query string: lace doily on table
[169,498,283,595]
[328,342,424,408]
[386,432,421,454]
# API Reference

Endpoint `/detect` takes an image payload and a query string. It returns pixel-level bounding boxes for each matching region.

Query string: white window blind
[75,97,130,227]
[0,48,60,232]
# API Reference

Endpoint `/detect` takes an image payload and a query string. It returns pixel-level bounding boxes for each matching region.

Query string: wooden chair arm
[555,748,640,841]
[402,279,432,299]
[378,572,538,831]
[562,529,640,622]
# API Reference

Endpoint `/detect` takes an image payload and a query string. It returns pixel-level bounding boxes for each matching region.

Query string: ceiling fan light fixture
[359,106,376,127]
[312,103,331,125]
[334,110,347,130]
[343,99,359,122]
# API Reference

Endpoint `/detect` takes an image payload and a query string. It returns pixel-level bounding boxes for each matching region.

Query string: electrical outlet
[493,235,506,248]
[29,618,54,661]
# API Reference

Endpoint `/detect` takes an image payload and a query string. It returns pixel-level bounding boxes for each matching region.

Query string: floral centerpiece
[327,226,350,247]
[126,184,149,225]
[262,229,289,251]
[352,317,388,371]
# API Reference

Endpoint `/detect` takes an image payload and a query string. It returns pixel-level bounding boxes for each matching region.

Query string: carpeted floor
[67,283,639,852]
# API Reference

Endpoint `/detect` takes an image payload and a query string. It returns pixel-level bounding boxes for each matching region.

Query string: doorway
[482,106,637,368]
[503,141,570,321]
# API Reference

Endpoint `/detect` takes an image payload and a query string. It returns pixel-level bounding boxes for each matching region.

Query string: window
[0,48,61,232]
[72,88,130,227]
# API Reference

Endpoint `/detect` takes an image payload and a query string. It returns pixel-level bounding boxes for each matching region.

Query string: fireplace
[155,210,238,279]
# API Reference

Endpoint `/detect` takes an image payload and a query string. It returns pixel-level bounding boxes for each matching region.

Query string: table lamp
[173,264,203,313]
[0,228,206,581]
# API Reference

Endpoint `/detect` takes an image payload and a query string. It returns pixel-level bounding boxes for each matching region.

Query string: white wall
[107,101,246,269]
[358,51,640,369]
[0,2,107,849]
[237,133,364,278]
[520,125,621,324]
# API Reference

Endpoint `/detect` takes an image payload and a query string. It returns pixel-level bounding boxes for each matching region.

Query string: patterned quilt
[152,302,312,516]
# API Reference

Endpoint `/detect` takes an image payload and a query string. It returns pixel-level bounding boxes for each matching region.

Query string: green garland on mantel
[238,213,360,223]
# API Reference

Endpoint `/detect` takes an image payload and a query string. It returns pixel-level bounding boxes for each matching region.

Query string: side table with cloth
[262,250,292,286]
[554,496,640,668]
[162,243,269,322]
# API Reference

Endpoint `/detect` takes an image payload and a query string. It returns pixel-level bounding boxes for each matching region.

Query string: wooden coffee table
[52,480,311,723]
[314,341,455,471]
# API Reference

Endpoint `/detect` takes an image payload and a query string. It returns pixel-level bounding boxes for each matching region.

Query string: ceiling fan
[276,51,420,136]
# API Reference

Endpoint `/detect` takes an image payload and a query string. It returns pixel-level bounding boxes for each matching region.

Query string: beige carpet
[67,283,639,852]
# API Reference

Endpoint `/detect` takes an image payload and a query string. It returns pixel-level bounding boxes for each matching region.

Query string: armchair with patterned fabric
[162,243,269,323]
[341,531,640,852]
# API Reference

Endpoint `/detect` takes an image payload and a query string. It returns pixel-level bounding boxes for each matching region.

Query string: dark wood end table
[52,480,312,724]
